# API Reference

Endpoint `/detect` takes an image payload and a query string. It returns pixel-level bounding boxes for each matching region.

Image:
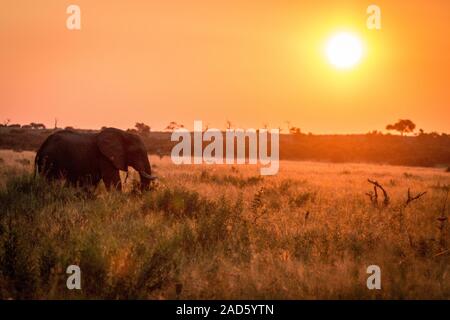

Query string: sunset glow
[0,1,449,133]
[1,1,450,302]
[326,32,363,69]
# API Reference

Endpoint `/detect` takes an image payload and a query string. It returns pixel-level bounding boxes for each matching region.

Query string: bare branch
[365,186,378,206]
[367,179,390,206]
[405,188,427,206]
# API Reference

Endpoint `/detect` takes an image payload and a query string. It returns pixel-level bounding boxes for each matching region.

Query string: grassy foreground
[0,150,449,299]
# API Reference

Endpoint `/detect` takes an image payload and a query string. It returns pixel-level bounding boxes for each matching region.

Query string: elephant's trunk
[139,171,157,181]
[139,171,157,191]
[138,158,157,191]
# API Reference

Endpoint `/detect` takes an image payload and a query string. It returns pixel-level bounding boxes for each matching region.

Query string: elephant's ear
[97,129,127,171]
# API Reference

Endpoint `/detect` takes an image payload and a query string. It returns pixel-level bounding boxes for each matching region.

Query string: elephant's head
[97,128,156,190]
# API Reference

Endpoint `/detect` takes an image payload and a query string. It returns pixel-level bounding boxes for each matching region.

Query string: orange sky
[1,0,449,133]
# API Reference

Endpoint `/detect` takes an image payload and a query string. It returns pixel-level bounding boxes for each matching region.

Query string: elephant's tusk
[140,171,157,180]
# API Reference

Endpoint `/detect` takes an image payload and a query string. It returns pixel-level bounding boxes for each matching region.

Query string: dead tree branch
[367,179,390,207]
[365,185,378,205]
[405,188,427,207]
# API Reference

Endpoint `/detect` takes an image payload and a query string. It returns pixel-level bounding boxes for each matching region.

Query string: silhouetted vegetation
[289,127,302,135]
[165,121,184,132]
[0,126,449,168]
[135,122,151,136]
[386,119,416,136]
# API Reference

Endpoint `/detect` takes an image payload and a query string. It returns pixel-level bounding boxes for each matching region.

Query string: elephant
[35,127,156,190]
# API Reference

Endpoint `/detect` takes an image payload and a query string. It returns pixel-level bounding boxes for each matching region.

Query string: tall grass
[0,150,449,299]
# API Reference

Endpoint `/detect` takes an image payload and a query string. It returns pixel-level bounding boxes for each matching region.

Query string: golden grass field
[0,149,449,299]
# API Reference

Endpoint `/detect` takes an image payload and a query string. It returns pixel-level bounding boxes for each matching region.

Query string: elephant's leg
[75,175,98,193]
[102,170,122,191]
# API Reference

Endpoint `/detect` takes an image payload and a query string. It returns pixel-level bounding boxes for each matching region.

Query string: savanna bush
[0,175,253,299]
[1,159,449,299]
[199,170,262,187]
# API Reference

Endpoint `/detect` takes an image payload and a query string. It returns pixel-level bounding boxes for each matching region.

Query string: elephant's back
[38,130,96,155]
[36,130,99,176]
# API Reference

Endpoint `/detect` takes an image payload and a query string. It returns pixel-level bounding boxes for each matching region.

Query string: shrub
[143,187,212,218]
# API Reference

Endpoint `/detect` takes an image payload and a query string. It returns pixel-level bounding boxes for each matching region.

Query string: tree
[386,119,416,136]
[289,127,302,135]
[135,122,151,135]
[30,122,46,129]
[165,121,184,132]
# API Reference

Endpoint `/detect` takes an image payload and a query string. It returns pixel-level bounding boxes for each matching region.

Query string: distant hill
[0,127,449,168]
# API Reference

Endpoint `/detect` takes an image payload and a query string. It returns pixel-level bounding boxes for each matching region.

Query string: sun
[326,32,363,70]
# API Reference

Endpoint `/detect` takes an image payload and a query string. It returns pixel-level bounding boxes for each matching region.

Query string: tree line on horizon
[1,119,449,169]
[1,118,448,138]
